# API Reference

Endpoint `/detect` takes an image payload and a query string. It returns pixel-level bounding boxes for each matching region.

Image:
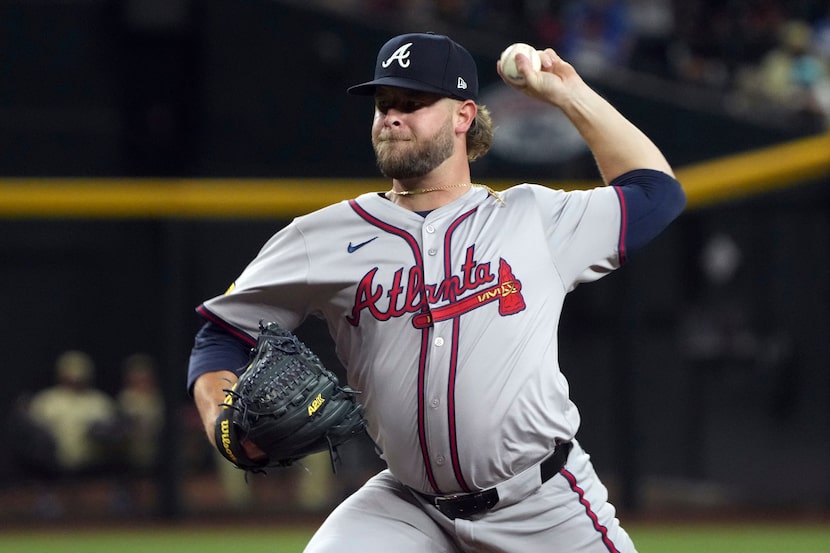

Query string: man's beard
[373,118,454,180]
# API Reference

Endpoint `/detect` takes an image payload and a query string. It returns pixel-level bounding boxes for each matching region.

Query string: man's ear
[455,100,477,133]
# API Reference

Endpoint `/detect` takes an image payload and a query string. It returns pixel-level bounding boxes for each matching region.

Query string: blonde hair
[467,103,494,162]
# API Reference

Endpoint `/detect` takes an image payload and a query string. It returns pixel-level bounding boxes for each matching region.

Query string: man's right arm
[188,321,252,446]
[193,370,238,447]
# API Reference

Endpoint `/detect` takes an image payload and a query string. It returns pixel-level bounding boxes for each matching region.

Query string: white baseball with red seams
[499,43,542,82]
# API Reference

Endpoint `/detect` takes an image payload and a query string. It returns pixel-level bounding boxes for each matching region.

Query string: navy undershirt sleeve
[610,168,686,261]
[187,320,252,395]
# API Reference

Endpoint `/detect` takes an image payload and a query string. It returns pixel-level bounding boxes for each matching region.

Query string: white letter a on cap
[382,43,413,68]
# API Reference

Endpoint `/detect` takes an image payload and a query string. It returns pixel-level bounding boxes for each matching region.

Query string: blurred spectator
[528,1,565,49]
[117,353,164,474]
[758,21,826,100]
[28,350,122,476]
[738,0,789,66]
[669,1,736,88]
[626,0,675,77]
[560,0,631,76]
[110,354,166,514]
[813,6,830,61]
[737,19,830,127]
[811,7,830,121]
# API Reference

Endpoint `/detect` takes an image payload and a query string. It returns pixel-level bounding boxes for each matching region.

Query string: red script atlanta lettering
[346,245,495,326]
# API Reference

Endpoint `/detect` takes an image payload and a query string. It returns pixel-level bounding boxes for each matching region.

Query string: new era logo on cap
[348,33,479,101]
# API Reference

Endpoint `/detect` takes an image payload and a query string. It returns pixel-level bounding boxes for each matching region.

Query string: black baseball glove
[214,321,365,472]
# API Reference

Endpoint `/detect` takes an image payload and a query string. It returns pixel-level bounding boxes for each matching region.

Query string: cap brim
[347,77,456,98]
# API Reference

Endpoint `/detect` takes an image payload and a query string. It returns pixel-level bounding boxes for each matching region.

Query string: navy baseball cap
[348,33,479,101]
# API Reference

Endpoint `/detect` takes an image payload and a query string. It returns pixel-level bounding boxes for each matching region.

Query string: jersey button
[428,248,437,256]
[430,398,440,408]
[435,455,446,465]
[434,337,444,347]
[425,225,435,233]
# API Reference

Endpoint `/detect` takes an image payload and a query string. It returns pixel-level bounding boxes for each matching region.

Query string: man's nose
[381,108,405,125]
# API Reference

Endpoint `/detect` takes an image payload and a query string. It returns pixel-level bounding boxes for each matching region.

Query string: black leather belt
[417,441,573,520]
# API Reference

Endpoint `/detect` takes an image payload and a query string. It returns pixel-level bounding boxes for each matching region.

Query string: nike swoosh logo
[347,236,378,253]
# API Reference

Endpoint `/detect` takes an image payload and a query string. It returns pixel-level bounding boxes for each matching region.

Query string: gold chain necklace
[386,183,505,205]
[387,183,471,196]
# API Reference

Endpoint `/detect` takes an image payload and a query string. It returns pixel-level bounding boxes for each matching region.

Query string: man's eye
[375,98,429,113]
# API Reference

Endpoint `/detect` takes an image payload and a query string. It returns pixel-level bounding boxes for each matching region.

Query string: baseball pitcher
[188,32,686,553]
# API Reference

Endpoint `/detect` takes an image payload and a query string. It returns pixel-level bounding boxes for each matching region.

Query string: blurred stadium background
[0,0,828,539]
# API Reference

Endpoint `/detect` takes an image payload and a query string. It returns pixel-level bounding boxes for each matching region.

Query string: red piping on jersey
[561,468,622,553]
[196,305,257,347]
[613,186,628,265]
[348,199,441,493]
[442,208,477,493]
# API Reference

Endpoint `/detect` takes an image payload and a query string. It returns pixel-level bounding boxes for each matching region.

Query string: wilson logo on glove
[218,419,237,464]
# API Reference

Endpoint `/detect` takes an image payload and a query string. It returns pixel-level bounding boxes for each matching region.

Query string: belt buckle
[433,490,499,520]
[435,494,469,520]
[433,493,460,506]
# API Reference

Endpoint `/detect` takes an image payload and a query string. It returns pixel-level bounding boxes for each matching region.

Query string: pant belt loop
[540,440,573,483]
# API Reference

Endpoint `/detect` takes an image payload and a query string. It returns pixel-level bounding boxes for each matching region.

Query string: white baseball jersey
[199,184,623,496]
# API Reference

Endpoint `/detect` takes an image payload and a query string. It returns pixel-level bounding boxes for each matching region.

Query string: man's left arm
[499,47,676,183]
[497,49,686,257]
[610,169,686,262]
